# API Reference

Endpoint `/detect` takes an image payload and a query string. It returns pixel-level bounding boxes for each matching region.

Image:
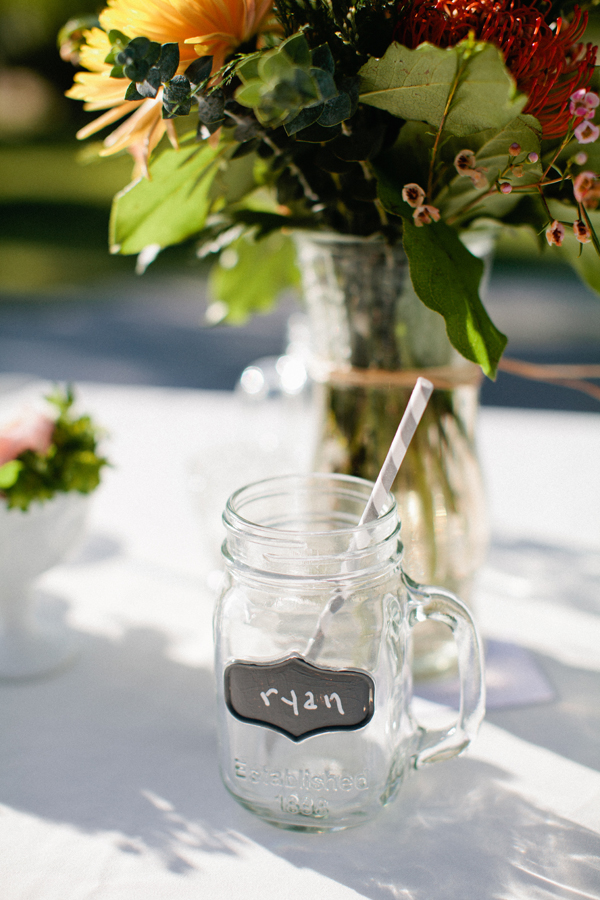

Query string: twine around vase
[325,359,600,402]
[498,358,600,403]
[325,363,483,391]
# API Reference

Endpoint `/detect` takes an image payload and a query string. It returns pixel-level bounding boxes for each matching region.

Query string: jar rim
[224,472,397,541]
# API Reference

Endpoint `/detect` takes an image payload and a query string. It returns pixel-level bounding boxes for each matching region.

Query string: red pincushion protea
[395,0,597,139]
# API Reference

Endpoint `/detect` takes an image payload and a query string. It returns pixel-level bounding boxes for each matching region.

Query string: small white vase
[0,492,89,680]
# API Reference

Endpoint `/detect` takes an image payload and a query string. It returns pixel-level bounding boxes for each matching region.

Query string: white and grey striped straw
[304,376,433,660]
[359,376,433,525]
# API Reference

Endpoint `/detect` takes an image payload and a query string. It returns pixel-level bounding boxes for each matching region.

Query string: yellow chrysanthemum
[101,0,275,71]
[67,28,137,111]
[66,27,173,177]
[66,0,275,176]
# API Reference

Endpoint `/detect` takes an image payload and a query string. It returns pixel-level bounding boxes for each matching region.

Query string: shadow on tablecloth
[1,615,600,899]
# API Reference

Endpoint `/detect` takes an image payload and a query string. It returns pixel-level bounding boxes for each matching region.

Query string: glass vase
[294,232,491,679]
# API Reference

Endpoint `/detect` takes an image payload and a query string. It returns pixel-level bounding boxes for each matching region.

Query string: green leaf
[375,166,507,377]
[235,80,265,109]
[0,460,22,489]
[259,49,295,83]
[209,231,300,322]
[125,81,143,101]
[123,59,150,83]
[120,36,151,61]
[208,148,258,207]
[236,54,261,83]
[110,143,221,255]
[136,68,161,99]
[185,55,213,86]
[285,104,324,135]
[104,30,130,65]
[402,220,507,377]
[157,43,180,82]
[108,30,130,46]
[319,92,352,127]
[310,67,337,101]
[311,44,335,75]
[281,33,311,67]
[290,68,320,103]
[359,41,526,137]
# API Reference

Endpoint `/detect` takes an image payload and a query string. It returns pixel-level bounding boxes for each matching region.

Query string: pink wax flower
[413,204,441,226]
[0,410,55,467]
[454,149,476,173]
[402,183,426,208]
[570,89,600,119]
[573,220,592,243]
[573,171,600,208]
[454,149,488,188]
[546,220,565,246]
[469,169,489,189]
[499,182,512,194]
[574,120,600,144]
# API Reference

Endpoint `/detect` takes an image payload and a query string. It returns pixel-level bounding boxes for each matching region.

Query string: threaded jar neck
[222,474,401,580]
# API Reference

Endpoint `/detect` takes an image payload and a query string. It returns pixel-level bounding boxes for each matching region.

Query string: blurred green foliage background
[0,0,199,295]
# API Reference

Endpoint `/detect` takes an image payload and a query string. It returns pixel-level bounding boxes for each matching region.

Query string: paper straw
[304,377,433,660]
[359,376,433,525]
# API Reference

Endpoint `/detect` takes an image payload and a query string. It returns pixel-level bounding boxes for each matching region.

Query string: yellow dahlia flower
[66,0,275,176]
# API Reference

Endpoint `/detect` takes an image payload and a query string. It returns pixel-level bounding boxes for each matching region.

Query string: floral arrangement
[0,387,108,511]
[61,0,600,378]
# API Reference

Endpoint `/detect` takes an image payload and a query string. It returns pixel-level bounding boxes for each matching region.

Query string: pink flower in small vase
[545,220,565,246]
[0,410,55,467]
[413,205,441,226]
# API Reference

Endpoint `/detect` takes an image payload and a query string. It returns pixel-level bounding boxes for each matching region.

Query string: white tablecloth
[1,381,599,900]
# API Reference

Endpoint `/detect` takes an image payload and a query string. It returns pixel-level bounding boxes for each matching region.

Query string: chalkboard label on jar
[224,655,375,741]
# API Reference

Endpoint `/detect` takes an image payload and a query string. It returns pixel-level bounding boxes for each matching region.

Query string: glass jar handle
[404,573,486,767]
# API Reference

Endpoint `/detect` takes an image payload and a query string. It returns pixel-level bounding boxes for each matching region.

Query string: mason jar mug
[213,474,485,832]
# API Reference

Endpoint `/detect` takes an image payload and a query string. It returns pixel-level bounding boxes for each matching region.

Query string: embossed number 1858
[274,795,329,818]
